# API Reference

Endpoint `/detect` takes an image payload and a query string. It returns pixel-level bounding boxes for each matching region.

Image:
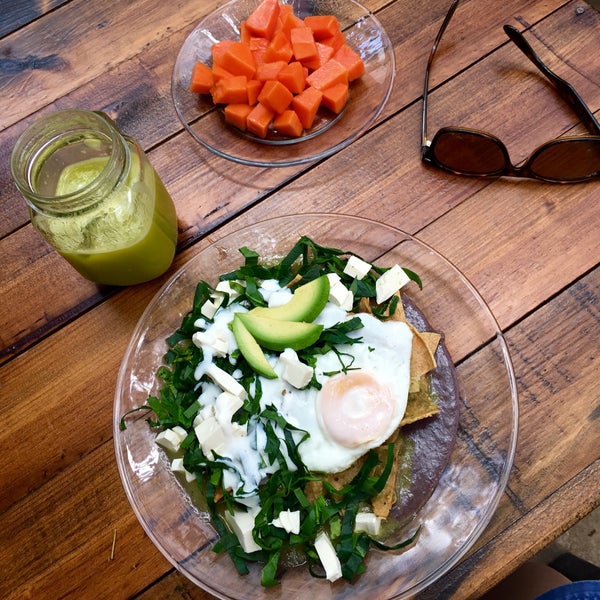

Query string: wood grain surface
[1,0,598,598]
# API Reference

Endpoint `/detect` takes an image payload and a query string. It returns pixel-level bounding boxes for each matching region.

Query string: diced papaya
[246,0,280,39]
[188,2,367,139]
[247,102,275,138]
[240,21,251,45]
[305,58,348,90]
[320,82,348,114]
[277,61,305,94]
[278,10,304,37]
[333,44,365,81]
[224,103,253,130]
[211,75,248,104]
[303,15,340,40]
[273,109,303,137]
[290,27,318,63]
[302,41,334,71]
[249,37,269,65]
[256,60,287,82]
[189,61,214,94]
[211,64,235,82]
[320,29,345,53]
[263,30,293,63]
[211,39,235,67]
[292,86,322,129]
[258,79,293,114]
[220,41,257,79]
[247,79,263,105]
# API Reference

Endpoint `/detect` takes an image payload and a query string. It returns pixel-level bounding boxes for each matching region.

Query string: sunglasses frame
[421,0,600,182]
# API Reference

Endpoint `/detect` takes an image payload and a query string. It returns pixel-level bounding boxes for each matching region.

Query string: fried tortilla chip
[401,387,439,426]
[304,431,407,518]
[304,293,441,519]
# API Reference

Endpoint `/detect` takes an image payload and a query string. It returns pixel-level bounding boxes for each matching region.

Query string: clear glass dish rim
[113,212,519,599]
[170,0,396,167]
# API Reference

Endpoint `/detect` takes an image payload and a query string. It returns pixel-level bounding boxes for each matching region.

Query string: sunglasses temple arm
[504,25,600,136]
[422,0,462,151]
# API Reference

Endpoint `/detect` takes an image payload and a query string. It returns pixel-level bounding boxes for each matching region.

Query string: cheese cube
[200,298,221,319]
[171,458,197,482]
[314,532,342,582]
[224,509,262,553]
[192,330,229,357]
[206,363,247,400]
[328,278,353,311]
[155,426,187,452]
[194,415,227,459]
[279,349,313,389]
[376,264,411,303]
[215,391,244,428]
[215,280,243,301]
[272,510,300,534]
[343,255,372,280]
[354,512,382,535]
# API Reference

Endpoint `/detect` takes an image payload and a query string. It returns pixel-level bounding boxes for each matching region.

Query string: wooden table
[1,0,599,598]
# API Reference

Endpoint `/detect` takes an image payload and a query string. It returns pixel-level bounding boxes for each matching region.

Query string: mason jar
[10,109,178,286]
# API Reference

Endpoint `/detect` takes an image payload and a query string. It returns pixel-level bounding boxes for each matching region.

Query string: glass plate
[171,0,395,167]
[114,214,518,599]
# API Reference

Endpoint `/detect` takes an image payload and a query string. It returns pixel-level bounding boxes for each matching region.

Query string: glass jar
[10,109,178,286]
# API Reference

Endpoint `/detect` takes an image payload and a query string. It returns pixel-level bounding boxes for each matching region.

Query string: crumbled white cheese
[215,280,243,301]
[192,329,229,357]
[354,512,382,535]
[376,264,411,303]
[314,531,342,582]
[155,425,188,452]
[171,458,197,482]
[343,255,372,280]
[272,509,300,534]
[279,349,313,389]
[206,363,247,400]
[327,274,353,311]
[224,509,262,553]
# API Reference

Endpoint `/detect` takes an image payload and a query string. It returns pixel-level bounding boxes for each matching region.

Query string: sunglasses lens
[432,130,508,175]
[529,139,600,182]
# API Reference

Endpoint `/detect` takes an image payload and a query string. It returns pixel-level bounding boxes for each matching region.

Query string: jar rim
[10,109,129,213]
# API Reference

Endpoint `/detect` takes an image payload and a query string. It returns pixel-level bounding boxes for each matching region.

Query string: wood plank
[423,460,600,599]
[0,0,69,38]
[0,441,172,600]
[0,0,572,238]
[1,0,596,363]
[2,262,591,598]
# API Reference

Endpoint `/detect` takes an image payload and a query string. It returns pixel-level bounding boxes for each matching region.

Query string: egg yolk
[317,370,396,449]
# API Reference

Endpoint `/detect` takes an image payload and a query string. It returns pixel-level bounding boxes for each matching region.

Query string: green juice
[34,148,178,286]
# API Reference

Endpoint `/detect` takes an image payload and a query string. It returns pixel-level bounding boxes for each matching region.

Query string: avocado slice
[237,313,323,352]
[231,314,278,379]
[249,275,330,322]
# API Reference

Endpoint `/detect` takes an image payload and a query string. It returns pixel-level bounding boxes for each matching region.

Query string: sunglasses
[421,0,600,182]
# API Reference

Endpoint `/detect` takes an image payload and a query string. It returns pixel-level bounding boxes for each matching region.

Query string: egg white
[262,312,413,473]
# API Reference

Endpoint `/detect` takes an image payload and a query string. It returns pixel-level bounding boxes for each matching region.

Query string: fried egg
[266,312,413,473]
[191,296,413,495]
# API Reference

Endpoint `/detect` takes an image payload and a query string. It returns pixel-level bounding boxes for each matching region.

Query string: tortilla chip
[401,387,439,426]
[420,331,441,356]
[408,323,437,378]
[303,293,440,518]
[304,432,408,519]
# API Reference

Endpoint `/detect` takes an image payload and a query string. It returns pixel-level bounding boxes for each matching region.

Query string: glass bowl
[114,214,518,599]
[171,0,395,167]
